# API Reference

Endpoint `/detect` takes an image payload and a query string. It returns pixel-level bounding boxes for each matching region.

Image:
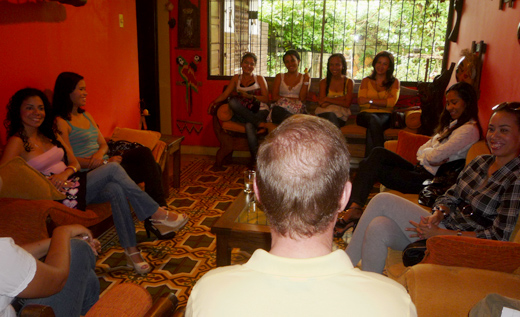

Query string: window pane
[209,0,449,83]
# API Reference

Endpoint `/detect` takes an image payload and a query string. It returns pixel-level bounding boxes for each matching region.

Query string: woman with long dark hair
[268,49,311,124]
[52,72,187,240]
[335,82,482,237]
[316,54,354,128]
[209,52,269,158]
[356,51,400,157]
[1,88,186,275]
[346,102,520,273]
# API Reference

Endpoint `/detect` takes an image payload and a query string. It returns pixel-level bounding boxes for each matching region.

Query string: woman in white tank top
[209,52,270,159]
[268,50,311,124]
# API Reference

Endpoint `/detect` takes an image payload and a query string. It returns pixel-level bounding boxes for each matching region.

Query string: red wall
[447,0,520,132]
[170,0,520,147]
[170,0,223,147]
[0,0,140,145]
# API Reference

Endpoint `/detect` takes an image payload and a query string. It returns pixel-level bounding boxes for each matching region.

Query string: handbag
[390,110,406,129]
[418,159,466,207]
[402,239,428,267]
[107,139,145,157]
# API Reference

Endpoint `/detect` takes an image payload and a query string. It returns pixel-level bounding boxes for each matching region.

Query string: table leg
[215,233,232,267]
[173,148,181,188]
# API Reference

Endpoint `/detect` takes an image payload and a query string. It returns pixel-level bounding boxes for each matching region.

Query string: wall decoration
[177,0,200,49]
[455,41,486,97]
[176,55,202,116]
[176,119,203,134]
[498,0,515,10]
[448,0,463,42]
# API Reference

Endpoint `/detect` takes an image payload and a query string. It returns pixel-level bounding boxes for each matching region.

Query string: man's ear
[338,181,352,213]
[253,178,261,203]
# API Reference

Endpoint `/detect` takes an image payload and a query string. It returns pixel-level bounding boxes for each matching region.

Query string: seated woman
[52,72,180,233]
[209,52,269,159]
[345,102,520,274]
[335,82,482,237]
[0,222,99,317]
[268,49,311,124]
[1,88,187,275]
[316,53,354,128]
[356,51,400,157]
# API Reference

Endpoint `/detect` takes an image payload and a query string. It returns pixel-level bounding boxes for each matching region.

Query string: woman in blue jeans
[1,223,100,317]
[209,52,270,159]
[52,72,183,241]
[1,88,187,275]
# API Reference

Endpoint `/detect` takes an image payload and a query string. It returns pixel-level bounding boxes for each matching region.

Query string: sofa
[210,80,422,167]
[0,127,168,238]
[381,133,520,316]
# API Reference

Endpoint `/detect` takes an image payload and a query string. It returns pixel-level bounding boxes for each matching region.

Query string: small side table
[159,134,184,191]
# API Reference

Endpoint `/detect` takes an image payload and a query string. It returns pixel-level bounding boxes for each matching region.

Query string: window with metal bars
[209,0,450,83]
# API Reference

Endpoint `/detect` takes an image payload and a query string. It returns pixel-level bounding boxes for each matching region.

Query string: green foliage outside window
[259,0,448,82]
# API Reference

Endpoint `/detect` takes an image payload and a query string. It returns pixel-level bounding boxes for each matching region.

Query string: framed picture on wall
[178,0,201,49]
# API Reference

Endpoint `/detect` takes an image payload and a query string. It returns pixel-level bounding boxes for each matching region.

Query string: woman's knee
[70,239,95,268]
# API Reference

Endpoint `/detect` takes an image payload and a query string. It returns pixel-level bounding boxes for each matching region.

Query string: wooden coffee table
[211,192,271,267]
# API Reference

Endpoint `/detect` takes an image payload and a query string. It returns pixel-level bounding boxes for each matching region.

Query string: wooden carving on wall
[498,0,516,10]
[449,0,463,42]
[177,0,201,49]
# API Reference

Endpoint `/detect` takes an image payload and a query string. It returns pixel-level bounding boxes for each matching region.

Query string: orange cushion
[0,157,65,200]
[395,130,431,165]
[422,236,520,273]
[85,283,152,317]
[111,127,161,150]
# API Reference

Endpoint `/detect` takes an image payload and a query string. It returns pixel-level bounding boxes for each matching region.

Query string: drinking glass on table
[244,170,255,194]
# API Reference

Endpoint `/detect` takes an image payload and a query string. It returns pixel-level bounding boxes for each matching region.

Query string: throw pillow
[421,236,520,273]
[0,157,65,200]
[111,127,161,150]
[395,130,431,165]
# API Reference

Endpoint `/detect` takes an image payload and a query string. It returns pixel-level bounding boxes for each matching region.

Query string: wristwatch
[432,205,450,218]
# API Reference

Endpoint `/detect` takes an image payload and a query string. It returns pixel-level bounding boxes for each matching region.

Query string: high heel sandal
[144,218,176,240]
[125,250,151,275]
[333,207,363,238]
[150,210,189,233]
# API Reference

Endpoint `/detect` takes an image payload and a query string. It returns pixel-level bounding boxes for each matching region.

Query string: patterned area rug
[94,157,370,308]
[96,157,251,307]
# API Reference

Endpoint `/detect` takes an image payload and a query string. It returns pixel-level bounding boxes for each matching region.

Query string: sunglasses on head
[492,102,520,111]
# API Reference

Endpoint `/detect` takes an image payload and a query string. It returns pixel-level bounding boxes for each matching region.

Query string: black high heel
[333,206,363,238]
[144,218,176,240]
[333,218,359,238]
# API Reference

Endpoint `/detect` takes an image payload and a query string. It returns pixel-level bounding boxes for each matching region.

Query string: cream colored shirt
[186,249,417,317]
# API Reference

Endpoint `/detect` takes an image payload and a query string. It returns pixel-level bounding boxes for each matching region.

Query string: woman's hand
[406,213,443,239]
[108,155,122,164]
[429,158,449,166]
[88,152,105,169]
[47,171,70,191]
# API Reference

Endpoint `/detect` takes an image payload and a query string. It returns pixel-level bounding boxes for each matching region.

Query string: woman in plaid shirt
[346,102,520,273]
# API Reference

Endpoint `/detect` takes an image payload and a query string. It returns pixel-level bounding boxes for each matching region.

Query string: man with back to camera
[186,115,417,316]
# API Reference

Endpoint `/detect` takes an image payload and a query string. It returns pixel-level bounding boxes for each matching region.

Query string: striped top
[66,113,105,165]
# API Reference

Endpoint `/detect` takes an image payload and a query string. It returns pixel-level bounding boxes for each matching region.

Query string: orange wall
[0,0,140,145]
[447,0,520,131]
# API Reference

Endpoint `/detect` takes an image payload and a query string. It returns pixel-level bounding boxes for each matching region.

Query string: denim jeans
[356,112,391,157]
[21,239,99,316]
[228,99,269,158]
[86,163,159,248]
[317,112,346,128]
